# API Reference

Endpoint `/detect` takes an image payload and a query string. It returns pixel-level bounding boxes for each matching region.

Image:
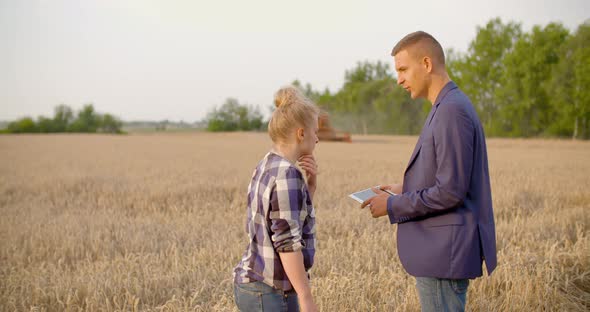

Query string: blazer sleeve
[387,101,475,224]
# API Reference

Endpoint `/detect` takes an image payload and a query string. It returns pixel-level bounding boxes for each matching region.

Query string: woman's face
[298,116,319,156]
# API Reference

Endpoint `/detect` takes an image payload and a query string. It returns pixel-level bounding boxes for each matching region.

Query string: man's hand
[380,183,402,195]
[360,187,391,218]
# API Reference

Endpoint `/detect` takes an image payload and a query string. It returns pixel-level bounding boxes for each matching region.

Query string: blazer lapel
[404,81,458,175]
[427,103,439,126]
[404,106,435,174]
[404,138,422,175]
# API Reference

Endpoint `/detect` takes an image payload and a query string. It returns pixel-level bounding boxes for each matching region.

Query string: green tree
[68,104,100,132]
[496,22,569,137]
[325,61,391,133]
[2,104,124,134]
[447,18,522,135]
[53,105,74,132]
[206,98,263,132]
[344,60,390,84]
[6,117,38,133]
[37,116,57,133]
[292,80,321,102]
[549,21,590,139]
[99,113,123,134]
[304,60,430,135]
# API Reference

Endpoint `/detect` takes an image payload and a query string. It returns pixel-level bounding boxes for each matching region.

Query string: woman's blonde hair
[268,85,320,143]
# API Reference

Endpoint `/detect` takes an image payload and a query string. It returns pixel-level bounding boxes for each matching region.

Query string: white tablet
[348,187,379,203]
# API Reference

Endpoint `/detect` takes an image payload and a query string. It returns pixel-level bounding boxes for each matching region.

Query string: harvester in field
[318,112,352,142]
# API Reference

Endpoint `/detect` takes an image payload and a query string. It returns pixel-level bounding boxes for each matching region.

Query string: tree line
[447,18,589,139]
[205,98,264,132]
[3,18,587,138]
[1,104,124,134]
[206,18,589,139]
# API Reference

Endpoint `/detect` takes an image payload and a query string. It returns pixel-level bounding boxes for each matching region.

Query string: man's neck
[427,73,451,105]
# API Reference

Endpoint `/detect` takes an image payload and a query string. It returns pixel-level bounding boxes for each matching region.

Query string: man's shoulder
[438,97,469,115]
[441,86,471,106]
[433,92,478,131]
[438,87,474,115]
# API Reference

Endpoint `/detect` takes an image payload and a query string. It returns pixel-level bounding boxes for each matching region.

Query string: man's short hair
[391,31,445,65]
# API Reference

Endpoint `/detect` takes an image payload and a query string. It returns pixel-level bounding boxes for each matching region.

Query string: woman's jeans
[416,277,470,312]
[234,281,299,312]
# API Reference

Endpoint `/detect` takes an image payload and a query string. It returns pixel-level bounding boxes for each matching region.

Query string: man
[361,31,497,311]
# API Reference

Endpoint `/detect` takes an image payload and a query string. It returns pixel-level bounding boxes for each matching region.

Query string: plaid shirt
[233,151,316,291]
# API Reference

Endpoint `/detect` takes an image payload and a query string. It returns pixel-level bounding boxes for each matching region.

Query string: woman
[233,86,320,312]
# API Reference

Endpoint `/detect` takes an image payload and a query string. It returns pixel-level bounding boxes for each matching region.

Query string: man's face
[394,49,428,99]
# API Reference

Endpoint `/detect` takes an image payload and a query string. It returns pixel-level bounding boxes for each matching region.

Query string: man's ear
[423,56,433,73]
[296,128,305,141]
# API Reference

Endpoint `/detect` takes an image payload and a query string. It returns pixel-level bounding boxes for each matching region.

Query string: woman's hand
[299,296,319,312]
[298,154,318,198]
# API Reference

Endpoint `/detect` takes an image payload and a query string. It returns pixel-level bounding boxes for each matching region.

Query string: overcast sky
[1,0,588,122]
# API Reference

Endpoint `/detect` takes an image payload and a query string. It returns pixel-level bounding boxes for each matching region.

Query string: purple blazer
[387,81,497,279]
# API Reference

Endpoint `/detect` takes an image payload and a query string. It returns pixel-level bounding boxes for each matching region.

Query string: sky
[1,0,588,122]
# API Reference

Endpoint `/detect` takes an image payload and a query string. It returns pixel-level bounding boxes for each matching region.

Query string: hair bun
[274,96,285,108]
[274,86,296,108]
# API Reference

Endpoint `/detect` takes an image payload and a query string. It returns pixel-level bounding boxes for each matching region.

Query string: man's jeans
[234,281,299,312]
[416,277,469,312]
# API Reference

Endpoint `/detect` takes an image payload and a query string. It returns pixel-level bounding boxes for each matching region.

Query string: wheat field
[0,132,589,311]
